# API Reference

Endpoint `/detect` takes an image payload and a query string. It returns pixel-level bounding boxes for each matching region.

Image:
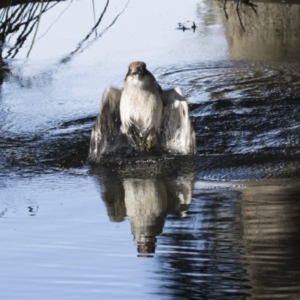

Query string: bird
[88,61,197,162]
[191,21,197,32]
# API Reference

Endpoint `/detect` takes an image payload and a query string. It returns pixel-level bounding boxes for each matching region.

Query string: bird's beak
[131,68,144,76]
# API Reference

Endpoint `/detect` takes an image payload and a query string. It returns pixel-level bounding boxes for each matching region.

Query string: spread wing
[88,87,127,162]
[165,174,194,217]
[160,88,197,155]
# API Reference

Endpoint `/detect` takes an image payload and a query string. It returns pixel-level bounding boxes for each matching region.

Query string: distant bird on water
[191,21,197,32]
[88,61,197,162]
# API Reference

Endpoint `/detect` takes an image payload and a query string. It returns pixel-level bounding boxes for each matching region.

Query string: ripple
[157,61,300,102]
[1,61,300,181]
[155,180,300,299]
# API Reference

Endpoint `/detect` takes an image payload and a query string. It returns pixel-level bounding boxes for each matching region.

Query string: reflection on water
[1,0,300,299]
[156,184,250,299]
[93,158,195,254]
[122,179,167,254]
[0,0,128,62]
[220,0,300,62]
[239,181,300,299]
[0,1,59,59]
[153,180,300,299]
[1,176,300,299]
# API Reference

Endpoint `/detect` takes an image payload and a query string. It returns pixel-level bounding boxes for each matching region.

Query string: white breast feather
[120,76,162,134]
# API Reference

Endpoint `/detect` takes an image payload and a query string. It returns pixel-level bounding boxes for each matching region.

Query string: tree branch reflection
[0,0,129,64]
[1,1,59,59]
[60,0,129,64]
[223,0,258,32]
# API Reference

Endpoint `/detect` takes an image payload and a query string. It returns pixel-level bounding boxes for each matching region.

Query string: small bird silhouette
[191,21,197,32]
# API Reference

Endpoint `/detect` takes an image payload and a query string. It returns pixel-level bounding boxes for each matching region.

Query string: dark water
[1,0,300,299]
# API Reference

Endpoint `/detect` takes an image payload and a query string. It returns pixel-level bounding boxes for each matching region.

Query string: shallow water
[1,0,300,299]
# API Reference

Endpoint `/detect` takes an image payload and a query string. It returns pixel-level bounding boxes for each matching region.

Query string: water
[1,0,300,299]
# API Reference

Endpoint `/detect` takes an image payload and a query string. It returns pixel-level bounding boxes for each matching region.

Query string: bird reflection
[88,61,197,162]
[95,168,194,254]
[124,179,168,254]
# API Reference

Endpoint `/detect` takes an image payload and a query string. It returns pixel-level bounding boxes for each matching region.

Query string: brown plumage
[88,61,196,162]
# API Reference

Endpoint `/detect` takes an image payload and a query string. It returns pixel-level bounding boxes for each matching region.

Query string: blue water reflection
[1,0,300,299]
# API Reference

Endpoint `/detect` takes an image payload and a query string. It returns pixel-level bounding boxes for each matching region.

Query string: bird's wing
[165,174,194,217]
[88,87,126,162]
[160,88,197,155]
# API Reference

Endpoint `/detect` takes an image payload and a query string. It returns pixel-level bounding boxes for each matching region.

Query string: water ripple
[157,61,300,102]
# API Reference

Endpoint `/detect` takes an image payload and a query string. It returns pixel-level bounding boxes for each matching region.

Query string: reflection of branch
[222,0,257,32]
[36,0,73,43]
[59,0,109,63]
[1,1,59,58]
[236,0,258,15]
[60,0,129,64]
[236,5,245,32]
[27,0,44,57]
[1,0,129,64]
[92,0,97,37]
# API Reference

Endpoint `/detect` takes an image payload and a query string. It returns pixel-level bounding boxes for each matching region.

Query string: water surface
[1,0,300,299]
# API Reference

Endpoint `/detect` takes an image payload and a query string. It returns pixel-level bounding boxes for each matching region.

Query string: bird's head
[127,61,147,78]
[124,61,161,92]
[125,61,152,89]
